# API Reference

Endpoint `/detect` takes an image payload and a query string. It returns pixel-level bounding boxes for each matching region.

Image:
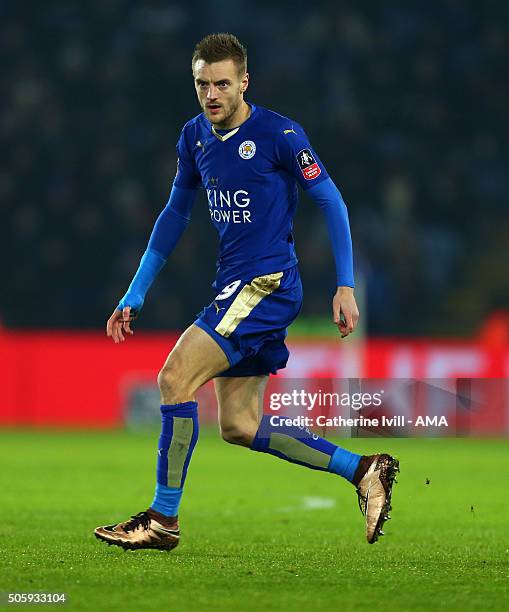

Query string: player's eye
[217,82,229,88]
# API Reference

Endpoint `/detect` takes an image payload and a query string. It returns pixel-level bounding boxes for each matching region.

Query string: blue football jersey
[173,103,329,287]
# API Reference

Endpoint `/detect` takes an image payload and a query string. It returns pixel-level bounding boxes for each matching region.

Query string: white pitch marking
[278,496,336,512]
[301,496,336,510]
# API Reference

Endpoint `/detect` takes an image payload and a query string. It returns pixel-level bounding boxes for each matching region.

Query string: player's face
[193,59,249,128]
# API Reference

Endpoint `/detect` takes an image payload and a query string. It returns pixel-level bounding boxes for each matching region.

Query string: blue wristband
[118,249,166,312]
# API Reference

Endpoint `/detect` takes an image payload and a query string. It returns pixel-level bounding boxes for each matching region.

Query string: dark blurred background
[1,0,507,335]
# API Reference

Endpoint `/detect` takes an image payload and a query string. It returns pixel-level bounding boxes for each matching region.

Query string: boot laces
[123,512,151,533]
[356,488,367,516]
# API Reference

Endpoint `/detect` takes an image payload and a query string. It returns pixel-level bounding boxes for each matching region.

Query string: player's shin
[250,414,360,482]
[151,402,199,517]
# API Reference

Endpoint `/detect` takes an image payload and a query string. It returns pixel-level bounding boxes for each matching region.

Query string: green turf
[0,430,508,611]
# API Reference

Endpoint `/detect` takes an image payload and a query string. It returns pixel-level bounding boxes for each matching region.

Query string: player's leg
[215,375,399,544]
[216,375,362,480]
[215,375,268,446]
[94,324,230,551]
[156,323,230,404]
[148,323,229,518]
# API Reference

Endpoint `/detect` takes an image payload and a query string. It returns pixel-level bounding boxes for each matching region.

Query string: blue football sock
[251,415,361,482]
[151,402,199,517]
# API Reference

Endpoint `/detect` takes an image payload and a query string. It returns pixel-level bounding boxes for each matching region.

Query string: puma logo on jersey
[213,301,225,315]
[196,140,205,151]
[284,127,297,135]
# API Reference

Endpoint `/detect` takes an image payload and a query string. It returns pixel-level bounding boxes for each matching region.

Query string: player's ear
[240,72,249,93]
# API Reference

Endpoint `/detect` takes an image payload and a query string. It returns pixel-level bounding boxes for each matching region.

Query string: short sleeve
[275,122,329,190]
[173,128,202,190]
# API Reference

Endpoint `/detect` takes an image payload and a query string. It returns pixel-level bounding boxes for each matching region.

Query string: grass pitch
[1,430,508,611]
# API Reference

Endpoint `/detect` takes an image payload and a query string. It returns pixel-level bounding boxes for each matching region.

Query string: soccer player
[94,33,399,550]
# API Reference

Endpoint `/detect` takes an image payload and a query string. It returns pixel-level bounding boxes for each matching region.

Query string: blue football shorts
[194,265,303,377]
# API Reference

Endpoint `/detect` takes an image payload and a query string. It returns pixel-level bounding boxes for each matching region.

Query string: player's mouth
[206,104,222,115]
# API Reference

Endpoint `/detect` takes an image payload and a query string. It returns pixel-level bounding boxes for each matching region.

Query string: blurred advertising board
[0,330,508,434]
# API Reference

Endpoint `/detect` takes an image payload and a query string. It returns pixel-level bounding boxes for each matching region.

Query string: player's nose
[207,84,218,99]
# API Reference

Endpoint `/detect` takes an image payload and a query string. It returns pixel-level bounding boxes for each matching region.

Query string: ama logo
[297,148,321,180]
[415,416,449,427]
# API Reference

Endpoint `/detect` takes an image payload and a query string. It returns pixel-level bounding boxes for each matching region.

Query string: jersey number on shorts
[215,280,242,301]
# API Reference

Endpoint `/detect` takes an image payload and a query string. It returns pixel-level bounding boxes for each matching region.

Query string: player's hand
[332,287,359,339]
[106,306,137,344]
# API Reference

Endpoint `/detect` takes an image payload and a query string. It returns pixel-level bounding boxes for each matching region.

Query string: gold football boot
[95,509,179,551]
[356,454,399,544]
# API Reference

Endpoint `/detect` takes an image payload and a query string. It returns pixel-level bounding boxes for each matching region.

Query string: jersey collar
[209,103,257,142]
[211,125,240,142]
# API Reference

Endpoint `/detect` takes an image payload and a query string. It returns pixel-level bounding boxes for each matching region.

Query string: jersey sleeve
[275,122,329,190]
[307,178,355,287]
[173,127,202,190]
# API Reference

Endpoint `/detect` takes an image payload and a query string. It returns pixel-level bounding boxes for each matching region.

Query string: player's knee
[220,422,256,447]
[157,361,190,402]
[157,366,173,398]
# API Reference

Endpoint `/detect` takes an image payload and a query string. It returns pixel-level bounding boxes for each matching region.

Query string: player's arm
[307,178,359,338]
[276,125,359,338]
[108,126,202,343]
[107,185,197,343]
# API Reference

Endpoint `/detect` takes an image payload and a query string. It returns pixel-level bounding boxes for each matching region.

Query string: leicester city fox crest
[238,140,256,159]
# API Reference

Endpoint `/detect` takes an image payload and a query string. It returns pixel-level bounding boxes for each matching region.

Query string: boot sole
[369,457,400,544]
